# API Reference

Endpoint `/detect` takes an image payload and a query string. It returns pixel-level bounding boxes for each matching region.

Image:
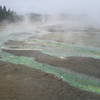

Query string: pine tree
[0,5,21,22]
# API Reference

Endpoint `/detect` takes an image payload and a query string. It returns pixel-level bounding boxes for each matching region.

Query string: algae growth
[1,51,100,94]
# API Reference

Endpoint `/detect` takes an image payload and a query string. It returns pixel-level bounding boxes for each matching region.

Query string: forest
[0,5,22,22]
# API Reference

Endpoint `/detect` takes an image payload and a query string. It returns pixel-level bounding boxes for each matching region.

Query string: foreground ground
[0,61,100,100]
[0,31,100,99]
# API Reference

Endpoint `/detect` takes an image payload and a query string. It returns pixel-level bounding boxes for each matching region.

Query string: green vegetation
[0,5,22,22]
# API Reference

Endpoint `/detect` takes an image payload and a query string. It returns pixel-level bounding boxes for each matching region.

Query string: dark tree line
[0,5,22,22]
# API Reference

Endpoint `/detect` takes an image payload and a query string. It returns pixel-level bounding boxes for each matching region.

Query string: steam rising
[0,13,100,48]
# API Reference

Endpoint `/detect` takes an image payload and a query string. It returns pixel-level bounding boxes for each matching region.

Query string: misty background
[0,0,100,24]
[0,0,100,48]
[0,0,100,18]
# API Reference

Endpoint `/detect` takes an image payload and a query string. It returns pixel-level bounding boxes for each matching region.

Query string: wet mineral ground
[0,31,100,100]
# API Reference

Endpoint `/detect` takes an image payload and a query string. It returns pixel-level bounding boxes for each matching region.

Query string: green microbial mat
[1,51,100,94]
